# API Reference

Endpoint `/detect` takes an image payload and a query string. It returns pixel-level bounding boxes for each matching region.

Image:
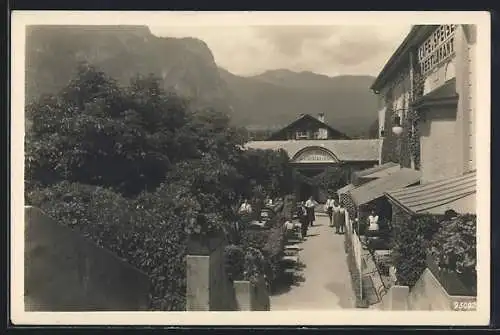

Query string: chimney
[318,113,325,123]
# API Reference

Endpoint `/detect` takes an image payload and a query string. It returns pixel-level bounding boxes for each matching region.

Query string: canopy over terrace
[384,170,476,215]
[342,168,421,222]
[338,162,402,207]
[351,162,400,186]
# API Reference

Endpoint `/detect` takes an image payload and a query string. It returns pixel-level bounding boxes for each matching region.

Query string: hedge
[231,197,290,287]
[26,181,189,311]
[391,208,476,290]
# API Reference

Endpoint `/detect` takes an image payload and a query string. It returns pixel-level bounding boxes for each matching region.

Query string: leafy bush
[428,214,476,275]
[243,247,267,284]
[224,244,245,281]
[282,194,297,220]
[235,148,292,199]
[390,207,439,287]
[262,225,286,283]
[238,210,286,286]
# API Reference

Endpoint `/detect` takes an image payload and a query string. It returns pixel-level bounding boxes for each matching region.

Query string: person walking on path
[324,195,335,227]
[298,201,309,239]
[338,203,346,234]
[332,199,341,233]
[305,196,318,227]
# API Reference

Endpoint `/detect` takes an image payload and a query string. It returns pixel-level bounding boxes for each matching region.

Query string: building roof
[353,162,400,179]
[385,171,476,215]
[266,113,350,140]
[370,25,438,92]
[337,183,355,195]
[411,78,458,109]
[348,168,422,207]
[244,139,381,162]
[352,161,402,186]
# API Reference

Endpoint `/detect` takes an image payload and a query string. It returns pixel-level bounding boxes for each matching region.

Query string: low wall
[381,268,477,311]
[234,278,270,311]
[186,234,236,311]
[344,211,366,306]
[25,206,150,311]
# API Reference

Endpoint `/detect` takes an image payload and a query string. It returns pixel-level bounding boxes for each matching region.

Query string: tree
[26,63,197,196]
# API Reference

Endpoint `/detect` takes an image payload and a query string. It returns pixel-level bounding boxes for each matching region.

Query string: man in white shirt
[305,196,318,227]
[239,199,252,214]
[324,195,335,227]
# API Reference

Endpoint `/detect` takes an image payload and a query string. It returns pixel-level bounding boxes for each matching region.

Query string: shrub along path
[270,213,357,310]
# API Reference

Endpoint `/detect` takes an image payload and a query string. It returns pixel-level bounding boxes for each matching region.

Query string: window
[295,131,308,139]
[418,25,456,75]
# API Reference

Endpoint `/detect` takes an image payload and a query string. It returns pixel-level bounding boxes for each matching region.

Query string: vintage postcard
[11,11,491,326]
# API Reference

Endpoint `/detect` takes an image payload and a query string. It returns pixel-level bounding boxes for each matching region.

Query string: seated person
[238,199,252,214]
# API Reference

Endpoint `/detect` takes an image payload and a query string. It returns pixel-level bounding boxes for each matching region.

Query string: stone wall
[24,206,150,311]
[234,278,270,311]
[380,268,476,311]
[185,234,237,311]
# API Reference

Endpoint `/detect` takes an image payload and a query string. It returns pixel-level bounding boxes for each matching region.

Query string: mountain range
[25,25,379,138]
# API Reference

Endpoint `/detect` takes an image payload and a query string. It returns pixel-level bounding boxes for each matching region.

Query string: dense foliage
[25,63,294,310]
[238,208,287,286]
[390,208,439,287]
[237,148,293,200]
[391,208,477,290]
[428,214,477,275]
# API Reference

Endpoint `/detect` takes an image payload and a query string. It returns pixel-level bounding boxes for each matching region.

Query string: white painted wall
[420,107,460,183]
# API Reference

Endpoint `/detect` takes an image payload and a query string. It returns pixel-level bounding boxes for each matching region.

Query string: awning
[411,78,458,110]
[348,168,421,207]
[353,162,399,179]
[337,183,355,196]
[385,171,476,215]
[352,162,400,186]
[363,165,402,179]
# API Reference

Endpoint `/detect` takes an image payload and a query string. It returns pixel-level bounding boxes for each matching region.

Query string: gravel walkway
[270,214,357,310]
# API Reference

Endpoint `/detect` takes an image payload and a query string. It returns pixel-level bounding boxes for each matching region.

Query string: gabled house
[266,113,350,141]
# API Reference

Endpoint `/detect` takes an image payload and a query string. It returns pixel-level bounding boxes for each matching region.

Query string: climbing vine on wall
[380,55,426,169]
[381,96,400,165]
[408,56,426,170]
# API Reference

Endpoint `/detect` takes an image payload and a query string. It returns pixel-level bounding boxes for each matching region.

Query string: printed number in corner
[452,300,477,311]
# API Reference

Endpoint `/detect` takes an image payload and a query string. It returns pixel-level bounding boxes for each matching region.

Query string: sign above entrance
[292,147,339,163]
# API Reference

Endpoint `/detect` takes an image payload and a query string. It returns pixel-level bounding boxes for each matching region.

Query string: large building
[245,113,381,202]
[370,24,477,216]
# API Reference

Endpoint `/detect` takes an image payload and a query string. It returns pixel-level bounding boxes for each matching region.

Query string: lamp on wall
[392,114,403,136]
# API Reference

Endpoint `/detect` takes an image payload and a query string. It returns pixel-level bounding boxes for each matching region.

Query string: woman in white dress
[367,209,380,236]
[338,203,346,234]
[332,200,341,233]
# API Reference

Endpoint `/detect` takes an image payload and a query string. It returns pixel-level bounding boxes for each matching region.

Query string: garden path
[270,213,357,310]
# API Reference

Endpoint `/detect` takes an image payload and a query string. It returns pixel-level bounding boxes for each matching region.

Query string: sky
[149,25,412,77]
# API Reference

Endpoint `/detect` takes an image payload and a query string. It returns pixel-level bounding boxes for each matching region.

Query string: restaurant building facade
[245,113,381,202]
